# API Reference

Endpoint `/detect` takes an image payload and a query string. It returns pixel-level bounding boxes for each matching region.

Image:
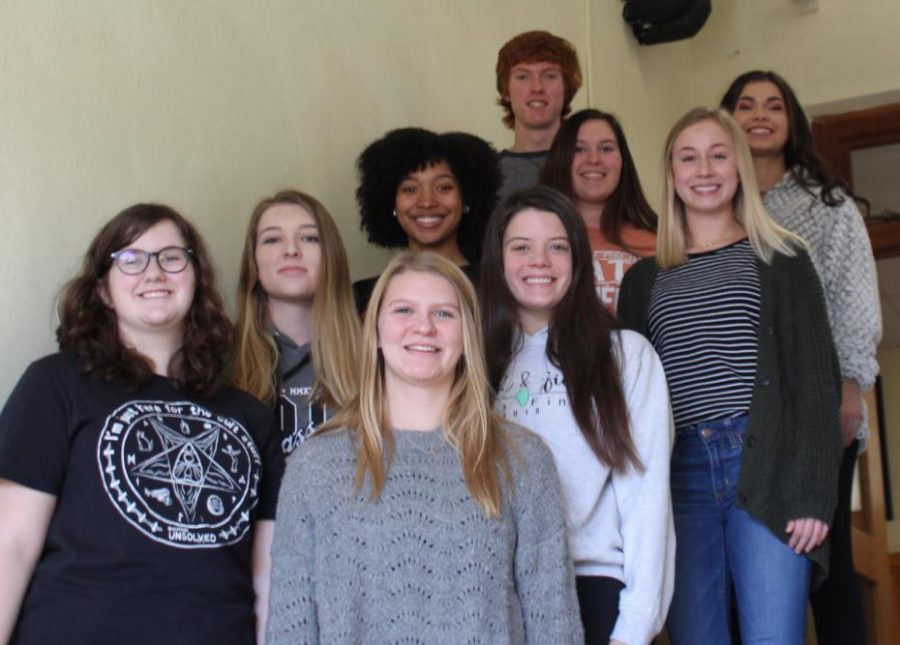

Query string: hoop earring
[392,208,397,218]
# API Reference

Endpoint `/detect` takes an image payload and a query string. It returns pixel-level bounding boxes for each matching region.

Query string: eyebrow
[738,94,784,103]
[258,223,319,234]
[576,138,617,145]
[385,298,461,310]
[505,235,569,243]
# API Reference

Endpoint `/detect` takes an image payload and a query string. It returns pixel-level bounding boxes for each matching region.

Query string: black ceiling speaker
[622,0,711,45]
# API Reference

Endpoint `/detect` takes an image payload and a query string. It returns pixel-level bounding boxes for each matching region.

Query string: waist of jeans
[675,413,748,440]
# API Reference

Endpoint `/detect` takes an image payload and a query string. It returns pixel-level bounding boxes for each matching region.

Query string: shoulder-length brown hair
[540,108,657,248]
[56,203,232,398]
[480,186,641,472]
[324,251,510,517]
[232,189,360,407]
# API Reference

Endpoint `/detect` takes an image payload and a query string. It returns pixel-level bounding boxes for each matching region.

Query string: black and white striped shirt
[647,239,761,428]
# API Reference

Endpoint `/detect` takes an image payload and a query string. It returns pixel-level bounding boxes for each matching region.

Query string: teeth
[748,127,772,134]
[527,101,547,107]
[693,186,719,194]
[407,344,437,352]
[414,216,442,225]
[140,290,170,298]
[525,277,552,284]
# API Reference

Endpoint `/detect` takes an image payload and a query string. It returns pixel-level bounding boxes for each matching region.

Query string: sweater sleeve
[609,332,676,645]
[617,257,655,335]
[511,431,585,645]
[265,451,319,645]
[814,196,881,390]
[784,251,844,522]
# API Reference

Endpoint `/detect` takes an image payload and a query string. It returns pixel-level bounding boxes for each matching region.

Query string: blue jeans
[666,415,812,645]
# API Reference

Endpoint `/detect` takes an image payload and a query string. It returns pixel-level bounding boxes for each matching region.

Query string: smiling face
[730,80,789,158]
[254,202,321,305]
[505,61,565,132]
[377,270,463,392]
[570,118,623,214]
[394,160,463,253]
[101,219,196,346]
[671,119,740,219]
[502,208,573,334]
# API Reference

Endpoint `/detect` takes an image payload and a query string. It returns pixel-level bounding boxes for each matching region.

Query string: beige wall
[2,0,900,407]
[0,0,690,401]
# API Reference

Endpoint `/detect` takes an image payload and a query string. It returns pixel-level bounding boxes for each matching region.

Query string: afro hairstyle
[355,127,501,264]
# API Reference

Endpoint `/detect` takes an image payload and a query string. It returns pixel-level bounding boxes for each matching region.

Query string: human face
[395,161,463,252]
[255,203,321,305]
[377,270,463,392]
[730,81,789,158]
[505,61,565,132]
[502,208,572,334]
[570,119,623,213]
[671,119,740,218]
[101,219,196,344]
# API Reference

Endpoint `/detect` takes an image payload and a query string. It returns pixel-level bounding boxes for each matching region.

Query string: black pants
[811,440,866,645]
[576,575,624,645]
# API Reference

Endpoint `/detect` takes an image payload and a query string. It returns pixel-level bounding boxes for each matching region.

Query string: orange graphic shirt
[587,224,656,313]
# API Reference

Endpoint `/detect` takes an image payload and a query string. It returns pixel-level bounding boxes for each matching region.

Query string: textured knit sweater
[266,426,583,645]
[764,171,881,389]
[618,248,843,585]
[496,329,675,645]
[764,171,881,438]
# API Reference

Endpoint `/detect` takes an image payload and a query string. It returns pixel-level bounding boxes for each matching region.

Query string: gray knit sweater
[763,171,881,392]
[266,426,583,645]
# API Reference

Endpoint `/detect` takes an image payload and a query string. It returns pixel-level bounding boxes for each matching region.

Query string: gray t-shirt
[497,149,549,206]
[266,426,583,644]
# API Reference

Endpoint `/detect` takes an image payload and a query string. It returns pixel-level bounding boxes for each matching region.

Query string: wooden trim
[812,103,900,187]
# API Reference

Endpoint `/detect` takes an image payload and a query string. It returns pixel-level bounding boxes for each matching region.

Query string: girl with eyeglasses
[0,204,282,645]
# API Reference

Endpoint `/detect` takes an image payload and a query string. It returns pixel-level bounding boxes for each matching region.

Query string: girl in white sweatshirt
[479,186,675,645]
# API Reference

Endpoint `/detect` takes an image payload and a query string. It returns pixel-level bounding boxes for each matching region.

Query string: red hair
[495,30,582,129]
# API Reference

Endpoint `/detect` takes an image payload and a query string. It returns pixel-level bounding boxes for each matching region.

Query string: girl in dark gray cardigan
[618,108,842,645]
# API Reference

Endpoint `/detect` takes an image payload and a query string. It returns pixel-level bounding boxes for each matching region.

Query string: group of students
[0,28,881,645]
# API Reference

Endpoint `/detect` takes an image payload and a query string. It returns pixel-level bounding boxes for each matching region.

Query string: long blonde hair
[232,189,360,408]
[657,108,803,268]
[324,251,510,517]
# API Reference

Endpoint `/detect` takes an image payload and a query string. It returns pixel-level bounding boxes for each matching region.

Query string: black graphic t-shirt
[0,352,283,645]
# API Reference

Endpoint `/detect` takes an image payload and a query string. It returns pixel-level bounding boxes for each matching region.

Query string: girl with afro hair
[353,127,501,312]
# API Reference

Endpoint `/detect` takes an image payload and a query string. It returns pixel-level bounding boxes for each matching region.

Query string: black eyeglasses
[110,246,194,275]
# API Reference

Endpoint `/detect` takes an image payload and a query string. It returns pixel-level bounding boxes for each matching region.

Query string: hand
[840,379,863,447]
[785,517,829,554]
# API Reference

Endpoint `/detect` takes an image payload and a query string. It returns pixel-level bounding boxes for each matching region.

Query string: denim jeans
[666,415,812,645]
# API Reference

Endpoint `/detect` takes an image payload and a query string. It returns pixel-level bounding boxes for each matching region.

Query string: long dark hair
[720,70,848,207]
[540,108,657,248]
[57,203,233,398]
[480,186,641,471]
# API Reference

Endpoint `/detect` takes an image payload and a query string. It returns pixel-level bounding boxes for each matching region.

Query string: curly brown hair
[56,203,233,398]
[495,30,583,129]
